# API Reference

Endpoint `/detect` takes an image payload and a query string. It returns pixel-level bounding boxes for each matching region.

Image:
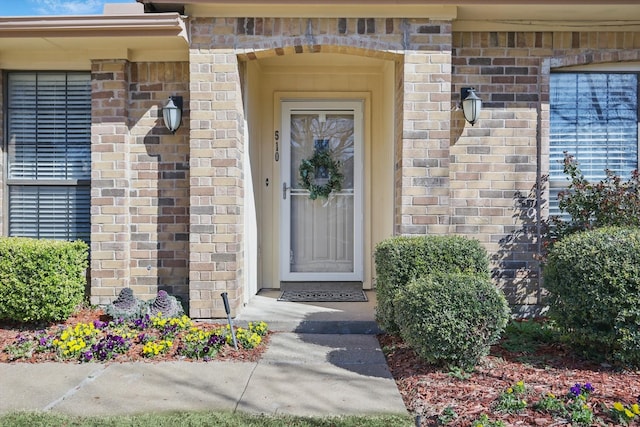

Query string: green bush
[394,273,510,370]
[373,235,490,334]
[0,237,89,323]
[543,226,640,366]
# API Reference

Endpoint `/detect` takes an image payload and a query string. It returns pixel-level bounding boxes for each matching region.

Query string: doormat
[278,289,368,302]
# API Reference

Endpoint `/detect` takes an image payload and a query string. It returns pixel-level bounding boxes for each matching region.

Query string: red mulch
[0,308,268,364]
[3,309,640,426]
[379,334,640,426]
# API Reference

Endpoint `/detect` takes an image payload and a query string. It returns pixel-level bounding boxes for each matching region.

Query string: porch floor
[234,289,380,334]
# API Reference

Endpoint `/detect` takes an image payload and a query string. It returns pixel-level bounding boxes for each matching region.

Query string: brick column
[189,45,245,318]
[396,20,452,235]
[0,72,4,236]
[90,60,131,305]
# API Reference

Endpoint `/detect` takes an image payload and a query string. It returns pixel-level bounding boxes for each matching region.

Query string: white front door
[280,100,363,282]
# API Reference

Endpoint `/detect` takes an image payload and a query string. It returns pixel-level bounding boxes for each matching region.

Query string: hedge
[544,226,640,366]
[0,237,89,323]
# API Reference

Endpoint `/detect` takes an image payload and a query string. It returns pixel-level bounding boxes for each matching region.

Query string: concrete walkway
[0,290,408,418]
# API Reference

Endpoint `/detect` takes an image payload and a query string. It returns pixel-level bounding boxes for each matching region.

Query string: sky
[0,0,138,16]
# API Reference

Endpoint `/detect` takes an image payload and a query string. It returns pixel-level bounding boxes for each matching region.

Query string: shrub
[0,237,88,323]
[373,235,490,334]
[393,272,510,370]
[543,226,640,366]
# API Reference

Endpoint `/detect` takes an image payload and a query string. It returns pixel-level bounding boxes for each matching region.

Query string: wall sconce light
[162,96,183,133]
[461,87,482,126]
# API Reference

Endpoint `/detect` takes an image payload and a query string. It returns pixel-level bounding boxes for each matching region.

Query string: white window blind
[549,73,639,217]
[7,72,91,241]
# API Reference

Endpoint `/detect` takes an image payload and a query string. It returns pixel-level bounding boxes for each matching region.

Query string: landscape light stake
[221,292,238,350]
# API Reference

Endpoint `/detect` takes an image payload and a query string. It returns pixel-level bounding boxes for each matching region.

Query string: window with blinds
[6,72,91,242]
[549,73,639,217]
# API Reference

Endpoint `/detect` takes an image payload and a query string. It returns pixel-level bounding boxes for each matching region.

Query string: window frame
[3,70,92,242]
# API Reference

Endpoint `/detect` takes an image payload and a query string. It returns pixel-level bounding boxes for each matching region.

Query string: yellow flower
[506,388,513,394]
[632,404,640,415]
[516,381,524,387]
[614,402,625,412]
[625,409,635,418]
[547,393,555,399]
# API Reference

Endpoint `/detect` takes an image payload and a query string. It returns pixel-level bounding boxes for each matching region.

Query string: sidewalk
[0,291,408,418]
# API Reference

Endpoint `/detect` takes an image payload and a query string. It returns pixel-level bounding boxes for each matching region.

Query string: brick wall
[84,21,640,315]
[128,62,190,304]
[187,17,457,317]
[91,60,190,306]
[452,31,640,309]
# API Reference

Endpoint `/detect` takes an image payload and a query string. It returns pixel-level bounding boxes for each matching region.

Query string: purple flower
[82,351,93,362]
[15,334,29,345]
[208,335,223,346]
[570,383,582,397]
[583,383,594,393]
[93,319,108,329]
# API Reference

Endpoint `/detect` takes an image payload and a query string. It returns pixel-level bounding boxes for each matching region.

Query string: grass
[0,411,415,427]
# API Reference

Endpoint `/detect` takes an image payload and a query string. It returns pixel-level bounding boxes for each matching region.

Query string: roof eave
[0,13,188,40]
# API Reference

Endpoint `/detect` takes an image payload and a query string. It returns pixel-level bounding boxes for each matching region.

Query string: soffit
[0,13,188,69]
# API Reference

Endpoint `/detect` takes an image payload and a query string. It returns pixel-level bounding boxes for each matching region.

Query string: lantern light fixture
[461,87,482,126]
[162,96,183,133]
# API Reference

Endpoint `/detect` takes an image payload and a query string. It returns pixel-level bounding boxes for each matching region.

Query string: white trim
[280,100,364,282]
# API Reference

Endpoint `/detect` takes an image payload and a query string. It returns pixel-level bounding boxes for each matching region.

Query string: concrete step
[233,290,381,334]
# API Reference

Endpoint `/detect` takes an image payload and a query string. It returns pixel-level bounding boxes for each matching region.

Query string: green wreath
[299,149,344,200]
